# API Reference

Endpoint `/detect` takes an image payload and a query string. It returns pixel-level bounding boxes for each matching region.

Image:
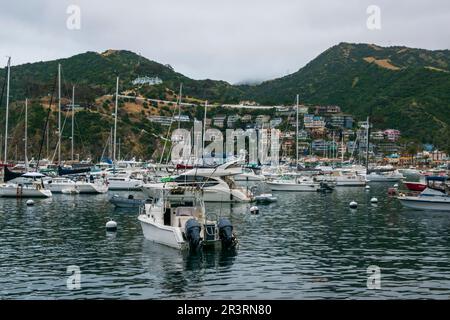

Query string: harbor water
[1,183,450,299]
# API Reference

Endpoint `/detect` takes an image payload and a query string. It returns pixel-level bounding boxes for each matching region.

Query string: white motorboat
[366,170,405,182]
[316,170,367,186]
[142,160,254,202]
[266,176,321,192]
[398,176,450,211]
[107,174,143,191]
[75,181,108,194]
[138,188,237,250]
[45,177,77,193]
[72,175,108,194]
[234,168,265,182]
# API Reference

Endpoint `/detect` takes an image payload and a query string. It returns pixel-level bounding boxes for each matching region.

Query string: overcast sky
[0,0,449,83]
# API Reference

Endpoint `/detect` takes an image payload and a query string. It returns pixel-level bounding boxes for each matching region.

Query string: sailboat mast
[58,63,61,165]
[24,98,28,169]
[113,77,119,165]
[118,138,121,161]
[365,116,370,172]
[71,85,75,161]
[296,94,299,166]
[4,57,11,164]
[177,84,183,130]
[202,100,208,165]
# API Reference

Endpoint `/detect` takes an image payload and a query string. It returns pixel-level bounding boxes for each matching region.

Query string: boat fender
[218,218,234,248]
[185,219,202,251]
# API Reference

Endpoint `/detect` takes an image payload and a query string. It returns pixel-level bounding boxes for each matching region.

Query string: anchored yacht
[142,161,254,202]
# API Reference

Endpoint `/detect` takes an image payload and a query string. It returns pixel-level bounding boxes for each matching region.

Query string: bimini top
[22,172,46,178]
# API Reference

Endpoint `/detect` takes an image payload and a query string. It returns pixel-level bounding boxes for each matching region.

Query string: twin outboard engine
[218,218,235,249]
[185,219,202,251]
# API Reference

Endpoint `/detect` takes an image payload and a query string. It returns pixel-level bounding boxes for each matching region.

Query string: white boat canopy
[22,172,46,178]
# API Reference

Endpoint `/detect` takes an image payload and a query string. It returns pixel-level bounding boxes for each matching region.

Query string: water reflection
[1,183,450,299]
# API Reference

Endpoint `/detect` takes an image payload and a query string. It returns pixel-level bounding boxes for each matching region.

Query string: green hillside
[1,43,450,160]
[239,43,450,150]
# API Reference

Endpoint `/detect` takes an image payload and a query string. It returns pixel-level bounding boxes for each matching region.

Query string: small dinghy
[255,193,277,204]
[317,181,335,193]
[109,194,147,208]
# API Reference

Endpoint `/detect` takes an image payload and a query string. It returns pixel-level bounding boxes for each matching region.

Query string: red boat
[403,181,427,192]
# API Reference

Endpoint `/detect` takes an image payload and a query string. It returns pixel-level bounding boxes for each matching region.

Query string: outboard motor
[185,219,202,251]
[218,218,235,249]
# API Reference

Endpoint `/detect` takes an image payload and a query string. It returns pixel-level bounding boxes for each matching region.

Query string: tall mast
[113,77,119,165]
[4,57,11,164]
[202,100,208,165]
[58,63,61,164]
[365,116,370,173]
[177,83,183,130]
[296,94,299,166]
[71,85,75,161]
[118,138,121,161]
[24,98,28,170]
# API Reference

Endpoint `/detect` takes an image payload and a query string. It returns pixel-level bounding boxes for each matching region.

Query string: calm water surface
[1,183,450,299]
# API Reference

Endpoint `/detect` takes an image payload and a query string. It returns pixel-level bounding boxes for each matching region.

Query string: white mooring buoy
[250,206,260,215]
[394,183,399,188]
[349,201,358,209]
[370,197,378,204]
[365,185,371,190]
[106,220,117,232]
[26,200,35,206]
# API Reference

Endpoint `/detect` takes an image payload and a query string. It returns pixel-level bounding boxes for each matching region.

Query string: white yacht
[138,188,237,250]
[45,177,78,193]
[0,172,52,198]
[107,174,143,191]
[316,170,367,187]
[142,161,254,202]
[73,175,108,194]
[366,170,405,182]
[266,176,321,192]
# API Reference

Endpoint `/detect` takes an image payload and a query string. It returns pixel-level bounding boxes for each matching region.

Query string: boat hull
[266,181,320,192]
[110,196,145,208]
[398,197,450,211]
[142,184,252,202]
[138,215,187,250]
[403,182,427,192]
[0,185,52,198]
[107,180,143,191]
[46,183,77,193]
[75,182,108,194]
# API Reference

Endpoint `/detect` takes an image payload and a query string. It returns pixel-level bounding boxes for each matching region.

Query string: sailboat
[0,97,52,198]
[104,76,143,190]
